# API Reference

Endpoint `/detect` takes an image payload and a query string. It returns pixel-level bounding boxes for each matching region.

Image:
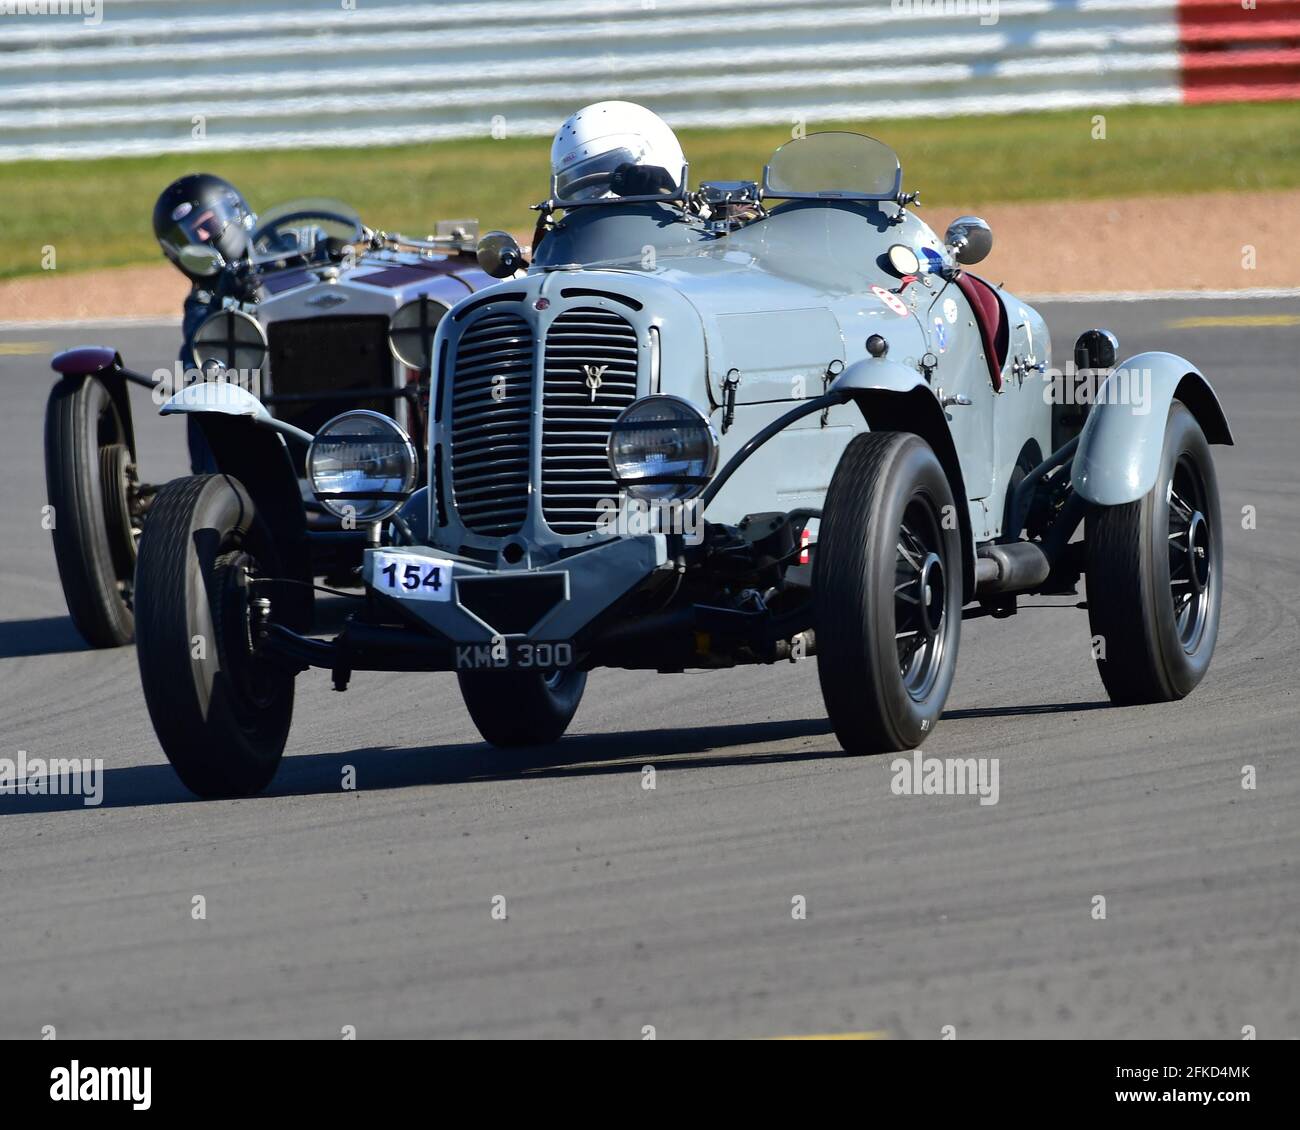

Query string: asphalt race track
[1,297,1296,1040]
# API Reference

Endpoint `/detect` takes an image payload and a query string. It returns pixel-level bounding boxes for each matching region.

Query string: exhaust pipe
[975,542,1051,595]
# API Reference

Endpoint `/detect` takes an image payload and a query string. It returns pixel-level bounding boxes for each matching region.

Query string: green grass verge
[1,102,1297,281]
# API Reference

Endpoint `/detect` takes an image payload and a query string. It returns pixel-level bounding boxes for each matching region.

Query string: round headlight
[388,295,448,371]
[306,410,418,523]
[192,308,268,373]
[607,395,719,503]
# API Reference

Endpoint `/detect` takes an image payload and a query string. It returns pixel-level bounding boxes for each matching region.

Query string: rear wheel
[135,474,294,798]
[814,432,963,753]
[1085,402,1222,703]
[44,376,143,647]
[458,669,587,747]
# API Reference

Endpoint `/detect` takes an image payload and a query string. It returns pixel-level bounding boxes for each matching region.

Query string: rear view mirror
[944,216,994,265]
[476,231,524,278]
[1074,329,1119,372]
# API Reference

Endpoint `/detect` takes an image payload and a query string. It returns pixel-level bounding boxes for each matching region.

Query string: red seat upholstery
[954,273,1008,391]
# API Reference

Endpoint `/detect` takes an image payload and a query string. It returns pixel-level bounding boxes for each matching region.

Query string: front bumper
[361,533,669,644]
[262,533,670,678]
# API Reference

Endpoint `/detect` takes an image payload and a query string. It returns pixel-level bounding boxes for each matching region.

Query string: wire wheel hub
[1167,458,1213,653]
[895,502,949,702]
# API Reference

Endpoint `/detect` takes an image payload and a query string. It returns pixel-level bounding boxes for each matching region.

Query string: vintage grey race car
[136,133,1231,798]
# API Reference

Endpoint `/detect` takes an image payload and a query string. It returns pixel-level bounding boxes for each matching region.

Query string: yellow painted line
[772,1030,888,1040]
[1169,314,1300,329]
[0,341,53,356]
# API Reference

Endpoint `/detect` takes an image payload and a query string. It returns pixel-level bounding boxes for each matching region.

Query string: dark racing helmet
[152,173,255,278]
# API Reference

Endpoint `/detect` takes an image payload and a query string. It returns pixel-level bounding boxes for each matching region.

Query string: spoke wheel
[1166,458,1213,653]
[45,375,138,647]
[135,474,294,798]
[815,431,963,754]
[894,505,949,702]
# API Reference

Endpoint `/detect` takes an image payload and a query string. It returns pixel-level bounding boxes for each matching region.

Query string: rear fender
[1072,352,1233,506]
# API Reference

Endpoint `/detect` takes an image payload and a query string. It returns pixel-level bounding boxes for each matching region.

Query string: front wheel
[814,431,963,754]
[44,376,142,647]
[1085,402,1222,704]
[458,669,587,747]
[135,474,294,798]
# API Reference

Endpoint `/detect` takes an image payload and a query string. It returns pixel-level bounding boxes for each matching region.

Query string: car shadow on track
[0,702,1113,813]
[942,700,1110,720]
[0,717,840,813]
[0,616,89,659]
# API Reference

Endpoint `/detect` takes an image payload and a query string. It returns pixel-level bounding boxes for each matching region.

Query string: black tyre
[814,432,963,753]
[1085,402,1222,704]
[44,376,141,647]
[135,474,294,798]
[458,669,587,747]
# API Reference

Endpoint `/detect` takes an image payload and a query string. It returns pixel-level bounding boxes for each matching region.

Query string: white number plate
[373,552,454,602]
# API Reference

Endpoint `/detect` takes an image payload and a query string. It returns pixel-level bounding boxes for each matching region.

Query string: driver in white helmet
[550,100,686,205]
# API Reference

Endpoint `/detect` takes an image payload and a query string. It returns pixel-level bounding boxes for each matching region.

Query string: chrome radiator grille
[449,310,533,536]
[447,302,640,539]
[541,307,639,534]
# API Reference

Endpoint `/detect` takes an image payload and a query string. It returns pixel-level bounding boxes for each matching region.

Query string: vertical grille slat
[449,311,532,536]
[542,306,639,535]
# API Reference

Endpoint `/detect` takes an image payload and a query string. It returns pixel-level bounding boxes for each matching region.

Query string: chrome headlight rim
[607,394,720,503]
[191,307,268,373]
[387,295,449,372]
[306,408,419,524]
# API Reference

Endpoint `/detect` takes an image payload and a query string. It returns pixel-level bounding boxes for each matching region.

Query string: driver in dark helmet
[152,174,257,472]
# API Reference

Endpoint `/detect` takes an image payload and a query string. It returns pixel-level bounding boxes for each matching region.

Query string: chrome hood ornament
[583,363,609,402]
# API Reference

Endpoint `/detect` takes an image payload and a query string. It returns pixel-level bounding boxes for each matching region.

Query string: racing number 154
[381,561,443,593]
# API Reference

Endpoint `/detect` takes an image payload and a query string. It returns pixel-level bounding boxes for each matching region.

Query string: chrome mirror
[1074,329,1119,372]
[476,231,525,278]
[944,216,994,265]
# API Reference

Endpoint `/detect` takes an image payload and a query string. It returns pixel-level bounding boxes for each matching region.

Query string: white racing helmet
[550,101,686,204]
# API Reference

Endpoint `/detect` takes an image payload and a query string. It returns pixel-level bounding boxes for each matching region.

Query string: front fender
[831,356,929,397]
[159,385,313,625]
[1072,352,1232,506]
[159,383,314,445]
[834,361,976,601]
[50,346,137,459]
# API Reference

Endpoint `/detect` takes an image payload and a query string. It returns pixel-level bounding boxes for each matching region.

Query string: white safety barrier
[0,0,1191,161]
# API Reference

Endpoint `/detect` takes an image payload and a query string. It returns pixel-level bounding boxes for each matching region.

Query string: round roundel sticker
[920,247,946,273]
[871,285,909,317]
[933,316,948,354]
[943,297,959,324]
